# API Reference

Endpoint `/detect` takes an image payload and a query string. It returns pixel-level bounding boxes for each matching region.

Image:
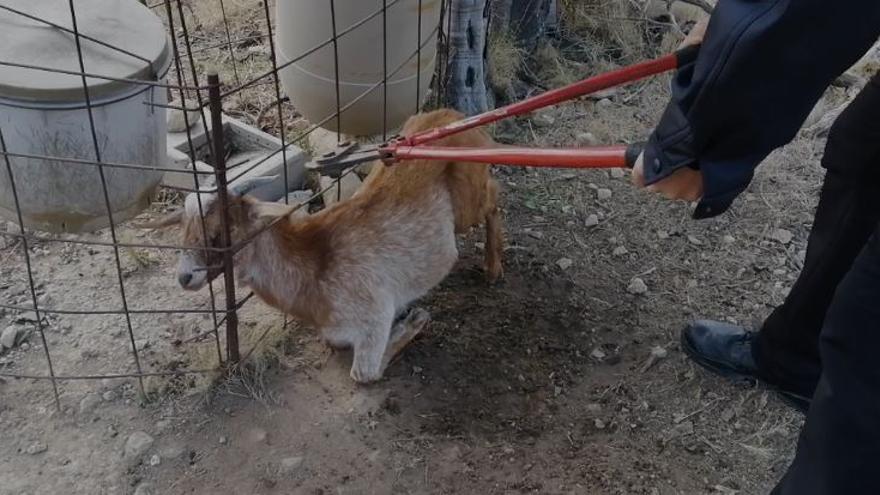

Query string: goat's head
[142,176,280,291]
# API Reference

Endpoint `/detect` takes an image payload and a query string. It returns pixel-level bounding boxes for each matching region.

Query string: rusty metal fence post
[207,73,241,365]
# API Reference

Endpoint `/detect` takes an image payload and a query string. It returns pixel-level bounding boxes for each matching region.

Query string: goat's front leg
[345,308,395,384]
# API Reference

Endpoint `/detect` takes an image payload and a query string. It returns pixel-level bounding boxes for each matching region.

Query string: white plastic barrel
[0,0,171,233]
[277,0,442,136]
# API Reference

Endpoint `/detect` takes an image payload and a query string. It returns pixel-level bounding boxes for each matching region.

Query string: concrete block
[161,160,213,190]
[166,115,308,201]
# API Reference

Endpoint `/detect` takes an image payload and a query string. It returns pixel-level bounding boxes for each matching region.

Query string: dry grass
[142,313,296,405]
[487,29,526,99]
[558,0,654,64]
[119,232,161,270]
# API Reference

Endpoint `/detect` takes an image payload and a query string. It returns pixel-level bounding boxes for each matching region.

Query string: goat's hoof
[485,266,504,285]
[403,307,430,330]
[350,365,383,384]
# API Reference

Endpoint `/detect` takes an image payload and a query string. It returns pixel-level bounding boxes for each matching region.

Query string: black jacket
[642,0,880,219]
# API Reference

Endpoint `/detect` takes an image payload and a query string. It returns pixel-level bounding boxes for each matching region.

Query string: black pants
[755,73,880,493]
[755,72,880,396]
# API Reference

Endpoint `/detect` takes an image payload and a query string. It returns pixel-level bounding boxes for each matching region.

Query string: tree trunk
[444,0,557,114]
[444,0,490,116]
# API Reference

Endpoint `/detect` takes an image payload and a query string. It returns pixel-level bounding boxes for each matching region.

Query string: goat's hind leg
[382,308,430,370]
[483,180,504,283]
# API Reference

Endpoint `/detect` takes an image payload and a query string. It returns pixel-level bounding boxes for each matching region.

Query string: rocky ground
[2,1,878,494]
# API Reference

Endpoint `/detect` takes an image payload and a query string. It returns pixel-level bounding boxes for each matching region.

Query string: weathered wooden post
[444,0,490,115]
[445,0,558,114]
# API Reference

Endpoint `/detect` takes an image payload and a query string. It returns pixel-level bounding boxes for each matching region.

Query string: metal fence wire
[0,0,452,410]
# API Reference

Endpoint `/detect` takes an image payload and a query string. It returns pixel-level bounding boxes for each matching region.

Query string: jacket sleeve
[642,0,880,219]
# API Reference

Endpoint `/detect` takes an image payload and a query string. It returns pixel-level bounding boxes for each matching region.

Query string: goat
[147,109,503,383]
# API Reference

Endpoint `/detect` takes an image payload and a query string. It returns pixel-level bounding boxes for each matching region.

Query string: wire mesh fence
[0,0,452,410]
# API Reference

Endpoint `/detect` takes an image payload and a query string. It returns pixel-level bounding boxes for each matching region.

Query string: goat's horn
[229,175,279,197]
[134,209,184,228]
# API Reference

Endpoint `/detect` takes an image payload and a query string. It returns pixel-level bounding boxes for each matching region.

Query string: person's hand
[681,16,709,48]
[631,153,703,202]
[629,15,709,202]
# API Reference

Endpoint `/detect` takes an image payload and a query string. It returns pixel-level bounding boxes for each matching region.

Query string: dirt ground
[2,2,877,494]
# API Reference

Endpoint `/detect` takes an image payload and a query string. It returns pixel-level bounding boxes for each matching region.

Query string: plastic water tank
[276,0,442,136]
[0,0,171,233]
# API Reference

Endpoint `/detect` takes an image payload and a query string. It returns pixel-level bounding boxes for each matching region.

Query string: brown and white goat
[149,109,503,383]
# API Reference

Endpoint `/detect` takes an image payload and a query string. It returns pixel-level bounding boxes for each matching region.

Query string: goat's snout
[176,254,207,290]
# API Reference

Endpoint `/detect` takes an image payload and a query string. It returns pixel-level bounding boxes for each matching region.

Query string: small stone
[597,98,613,108]
[37,294,52,307]
[722,235,735,244]
[1,325,20,349]
[687,235,703,246]
[627,278,648,295]
[575,132,599,146]
[556,258,574,271]
[247,428,269,445]
[650,346,668,359]
[124,431,155,460]
[770,228,794,245]
[149,454,161,466]
[19,342,29,351]
[584,214,599,227]
[158,442,186,460]
[585,403,602,413]
[612,246,629,257]
[279,456,304,475]
[15,312,38,323]
[474,242,485,251]
[590,87,618,100]
[720,406,736,423]
[102,390,117,402]
[531,111,556,127]
[25,442,48,455]
[133,483,155,495]
[134,339,150,351]
[657,230,669,240]
[671,420,694,437]
[590,348,606,360]
[596,188,612,200]
[79,394,102,414]
[219,436,228,445]
[594,418,606,429]
[79,349,100,360]
[610,168,626,179]
[247,44,269,56]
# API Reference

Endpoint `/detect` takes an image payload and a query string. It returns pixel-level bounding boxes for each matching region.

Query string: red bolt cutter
[309,45,699,176]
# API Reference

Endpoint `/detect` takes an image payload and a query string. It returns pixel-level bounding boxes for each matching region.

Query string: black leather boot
[682,320,811,413]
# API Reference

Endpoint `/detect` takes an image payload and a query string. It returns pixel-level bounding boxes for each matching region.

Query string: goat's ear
[229,175,278,197]
[134,209,184,229]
